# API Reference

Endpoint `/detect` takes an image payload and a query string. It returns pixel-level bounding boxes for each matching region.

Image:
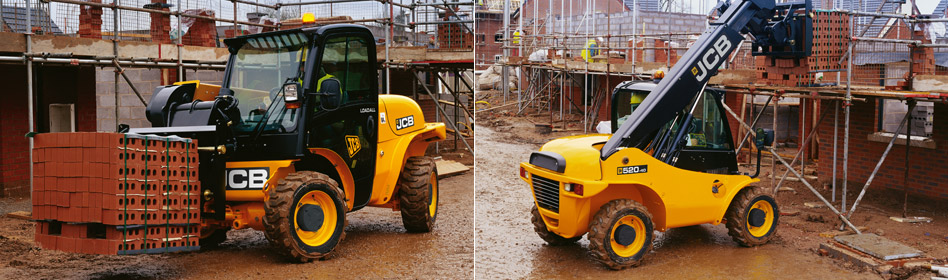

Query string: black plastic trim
[530,151,566,173]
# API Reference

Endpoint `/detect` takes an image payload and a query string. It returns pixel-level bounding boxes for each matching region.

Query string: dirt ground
[474,108,948,279]
[0,171,474,279]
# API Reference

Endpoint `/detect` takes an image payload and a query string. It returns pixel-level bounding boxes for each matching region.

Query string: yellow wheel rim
[747,200,775,238]
[428,172,438,217]
[294,190,338,247]
[609,215,646,258]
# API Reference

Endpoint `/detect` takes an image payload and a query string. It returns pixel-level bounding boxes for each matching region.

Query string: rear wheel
[725,187,779,247]
[531,206,580,245]
[399,156,439,232]
[263,171,347,262]
[588,199,654,270]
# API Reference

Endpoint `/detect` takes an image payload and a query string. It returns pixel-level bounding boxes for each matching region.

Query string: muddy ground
[0,171,474,279]
[474,107,948,279]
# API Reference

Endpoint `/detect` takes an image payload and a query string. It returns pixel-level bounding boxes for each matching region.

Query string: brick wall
[0,66,99,197]
[181,10,217,47]
[0,65,30,196]
[78,1,103,39]
[148,1,172,44]
[816,99,948,199]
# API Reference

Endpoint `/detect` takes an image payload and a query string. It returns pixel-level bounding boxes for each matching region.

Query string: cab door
[674,90,738,174]
[306,34,378,208]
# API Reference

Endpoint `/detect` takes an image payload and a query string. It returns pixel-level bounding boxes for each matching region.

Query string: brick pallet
[437,13,473,50]
[756,11,850,87]
[32,132,201,255]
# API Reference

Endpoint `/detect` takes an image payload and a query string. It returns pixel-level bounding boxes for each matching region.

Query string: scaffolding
[0,0,474,197]
[488,0,948,233]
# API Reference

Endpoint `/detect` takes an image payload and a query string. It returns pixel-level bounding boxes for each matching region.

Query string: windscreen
[227,32,309,134]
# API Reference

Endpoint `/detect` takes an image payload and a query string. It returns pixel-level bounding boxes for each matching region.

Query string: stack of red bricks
[182,9,218,47]
[437,10,473,50]
[32,132,201,255]
[148,1,172,44]
[756,56,813,86]
[78,1,103,39]
[756,11,850,86]
[910,31,935,76]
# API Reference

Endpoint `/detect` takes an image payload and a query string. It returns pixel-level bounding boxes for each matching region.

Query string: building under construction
[479,0,948,213]
[0,0,474,197]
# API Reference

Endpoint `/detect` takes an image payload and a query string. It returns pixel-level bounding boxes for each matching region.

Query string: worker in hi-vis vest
[513,31,521,56]
[581,37,603,62]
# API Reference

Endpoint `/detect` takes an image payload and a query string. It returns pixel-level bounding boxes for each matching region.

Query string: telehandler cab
[129,23,446,261]
[520,0,811,269]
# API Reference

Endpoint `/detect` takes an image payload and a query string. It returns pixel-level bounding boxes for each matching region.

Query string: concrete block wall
[548,11,705,59]
[816,99,948,199]
[94,69,223,131]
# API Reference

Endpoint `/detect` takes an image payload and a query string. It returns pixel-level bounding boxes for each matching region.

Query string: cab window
[313,36,373,106]
[614,89,649,128]
[684,91,732,150]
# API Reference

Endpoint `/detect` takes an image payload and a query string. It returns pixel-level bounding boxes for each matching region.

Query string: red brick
[62,223,85,238]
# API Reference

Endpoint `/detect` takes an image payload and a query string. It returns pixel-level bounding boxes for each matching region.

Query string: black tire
[263,171,347,262]
[588,199,654,270]
[725,186,779,247]
[399,156,439,232]
[531,206,580,245]
[199,228,229,249]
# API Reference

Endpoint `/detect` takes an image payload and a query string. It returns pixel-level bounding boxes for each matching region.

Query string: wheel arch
[715,178,760,222]
[301,148,356,211]
[591,183,667,231]
[370,123,445,206]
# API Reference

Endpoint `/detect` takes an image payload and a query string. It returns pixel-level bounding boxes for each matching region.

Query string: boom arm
[601,0,809,159]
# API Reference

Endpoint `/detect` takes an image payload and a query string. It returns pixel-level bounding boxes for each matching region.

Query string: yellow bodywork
[520,134,758,239]
[173,80,221,102]
[217,95,445,232]
[370,94,446,206]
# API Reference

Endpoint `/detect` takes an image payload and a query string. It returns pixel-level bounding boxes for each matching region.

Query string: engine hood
[536,134,610,181]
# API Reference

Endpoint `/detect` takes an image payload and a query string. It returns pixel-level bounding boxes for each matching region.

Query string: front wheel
[725,187,779,247]
[263,171,347,262]
[198,227,229,249]
[588,199,654,270]
[399,156,439,232]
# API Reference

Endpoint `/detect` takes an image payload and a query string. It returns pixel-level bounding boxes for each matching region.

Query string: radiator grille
[532,175,560,213]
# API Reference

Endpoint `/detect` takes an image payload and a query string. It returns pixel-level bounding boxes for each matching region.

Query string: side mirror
[315,78,342,110]
[755,128,775,147]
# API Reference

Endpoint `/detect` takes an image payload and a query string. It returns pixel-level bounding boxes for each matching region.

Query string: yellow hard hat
[630,92,647,104]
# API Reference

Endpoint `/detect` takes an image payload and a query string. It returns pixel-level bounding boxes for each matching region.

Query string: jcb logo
[691,35,732,81]
[396,115,414,130]
[345,135,361,157]
[227,168,270,189]
[617,165,648,175]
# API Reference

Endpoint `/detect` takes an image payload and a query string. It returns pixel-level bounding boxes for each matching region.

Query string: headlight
[283,83,299,102]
